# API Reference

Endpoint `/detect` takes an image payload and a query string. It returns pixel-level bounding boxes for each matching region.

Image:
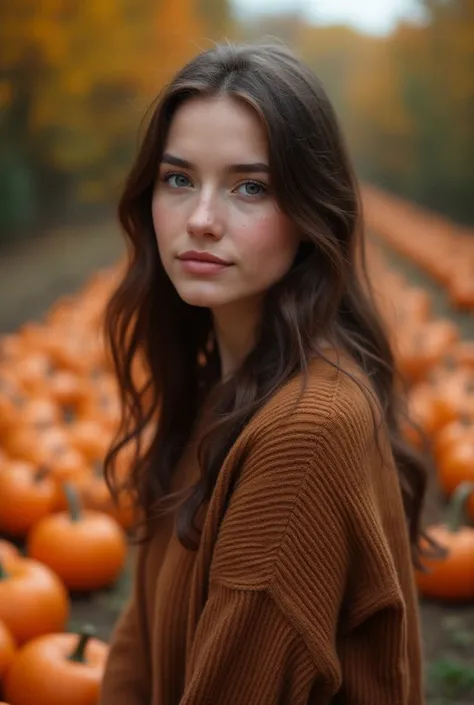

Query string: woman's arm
[181,583,321,704]
[179,583,408,705]
[99,544,151,705]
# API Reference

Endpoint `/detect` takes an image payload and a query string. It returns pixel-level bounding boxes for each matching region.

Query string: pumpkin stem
[67,624,96,663]
[446,481,474,532]
[63,482,82,522]
[459,414,472,428]
[63,406,75,424]
[442,354,456,371]
[0,560,8,580]
[34,466,49,483]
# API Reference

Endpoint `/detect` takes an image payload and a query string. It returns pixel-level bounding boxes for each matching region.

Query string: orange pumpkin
[415,482,474,602]
[0,619,16,683]
[437,437,474,497]
[0,556,69,644]
[10,396,62,431]
[405,383,439,442]
[430,369,474,430]
[76,466,135,530]
[397,287,431,324]
[48,449,90,511]
[27,484,127,591]
[0,461,57,536]
[397,319,459,384]
[38,334,93,376]
[0,374,24,433]
[447,341,474,369]
[67,419,110,463]
[4,625,108,705]
[47,371,92,412]
[0,333,26,360]
[4,425,70,465]
[434,417,474,465]
[447,269,474,310]
[12,353,52,395]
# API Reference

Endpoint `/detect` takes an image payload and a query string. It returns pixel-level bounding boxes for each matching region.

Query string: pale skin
[152,95,301,380]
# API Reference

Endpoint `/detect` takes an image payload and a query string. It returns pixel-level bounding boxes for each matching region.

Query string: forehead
[165,95,268,161]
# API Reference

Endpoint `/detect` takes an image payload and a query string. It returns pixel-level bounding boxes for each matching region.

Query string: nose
[186,192,224,240]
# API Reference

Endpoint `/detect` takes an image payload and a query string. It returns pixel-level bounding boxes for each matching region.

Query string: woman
[100,41,428,704]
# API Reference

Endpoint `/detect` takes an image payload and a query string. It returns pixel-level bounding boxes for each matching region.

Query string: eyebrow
[161,152,269,174]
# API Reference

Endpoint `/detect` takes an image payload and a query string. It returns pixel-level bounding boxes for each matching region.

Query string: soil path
[0,220,123,333]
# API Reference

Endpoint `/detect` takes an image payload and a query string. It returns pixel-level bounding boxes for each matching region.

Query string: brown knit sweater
[99,354,424,704]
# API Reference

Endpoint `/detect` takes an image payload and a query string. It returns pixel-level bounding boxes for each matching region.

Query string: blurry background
[1,0,473,241]
[0,4,473,704]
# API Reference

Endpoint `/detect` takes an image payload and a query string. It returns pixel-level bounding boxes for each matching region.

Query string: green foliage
[0,146,37,236]
[428,658,474,701]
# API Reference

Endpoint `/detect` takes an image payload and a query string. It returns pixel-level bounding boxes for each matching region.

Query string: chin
[175,283,231,309]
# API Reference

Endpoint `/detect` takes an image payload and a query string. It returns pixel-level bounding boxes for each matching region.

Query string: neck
[212,297,263,381]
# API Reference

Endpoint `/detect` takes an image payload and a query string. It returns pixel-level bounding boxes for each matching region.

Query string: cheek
[152,196,178,249]
[238,212,298,263]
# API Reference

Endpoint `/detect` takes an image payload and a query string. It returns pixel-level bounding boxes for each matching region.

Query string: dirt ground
[1,224,473,704]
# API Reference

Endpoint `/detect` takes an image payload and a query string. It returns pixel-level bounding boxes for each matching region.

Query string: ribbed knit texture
[100,353,424,705]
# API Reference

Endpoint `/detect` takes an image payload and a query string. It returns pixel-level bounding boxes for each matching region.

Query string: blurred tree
[240,11,304,47]
[198,0,232,37]
[407,0,474,221]
[0,0,234,238]
[296,0,474,223]
[153,0,206,84]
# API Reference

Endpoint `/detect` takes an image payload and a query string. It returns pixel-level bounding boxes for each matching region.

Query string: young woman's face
[152,95,300,311]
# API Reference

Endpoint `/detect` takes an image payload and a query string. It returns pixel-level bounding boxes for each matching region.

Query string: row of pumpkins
[363,183,474,310]
[0,262,135,705]
[367,243,474,602]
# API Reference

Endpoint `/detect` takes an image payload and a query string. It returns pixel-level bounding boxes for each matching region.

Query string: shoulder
[210,351,392,590]
[244,349,383,470]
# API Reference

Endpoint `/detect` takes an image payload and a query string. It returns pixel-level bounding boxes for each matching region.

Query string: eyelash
[161,171,269,198]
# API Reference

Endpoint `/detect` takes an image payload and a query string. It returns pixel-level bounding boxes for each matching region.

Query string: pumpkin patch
[0,187,474,705]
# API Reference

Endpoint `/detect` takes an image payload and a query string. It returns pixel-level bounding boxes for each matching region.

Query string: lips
[178,250,231,265]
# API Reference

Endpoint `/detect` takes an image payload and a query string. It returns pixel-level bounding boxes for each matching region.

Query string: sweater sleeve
[188,380,412,703]
[99,545,151,705]
[181,583,318,705]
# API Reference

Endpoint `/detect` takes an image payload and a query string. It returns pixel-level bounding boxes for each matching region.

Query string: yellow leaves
[62,69,90,98]
[152,0,206,85]
[29,17,68,64]
[74,180,109,204]
[0,0,234,207]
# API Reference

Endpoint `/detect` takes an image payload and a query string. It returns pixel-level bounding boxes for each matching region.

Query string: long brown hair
[104,41,428,561]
